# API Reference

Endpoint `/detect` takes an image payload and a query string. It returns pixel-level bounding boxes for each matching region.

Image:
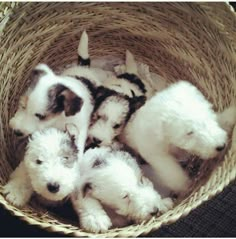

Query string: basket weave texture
[0,2,236,237]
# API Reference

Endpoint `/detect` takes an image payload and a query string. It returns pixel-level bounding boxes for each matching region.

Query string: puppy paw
[3,180,32,207]
[131,200,158,223]
[80,212,112,233]
[159,197,174,213]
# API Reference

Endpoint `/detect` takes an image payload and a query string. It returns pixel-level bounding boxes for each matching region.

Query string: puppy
[120,81,228,193]
[9,63,96,158]
[3,127,173,233]
[63,30,116,85]
[102,50,149,98]
[3,126,79,207]
[73,146,173,233]
[87,86,146,148]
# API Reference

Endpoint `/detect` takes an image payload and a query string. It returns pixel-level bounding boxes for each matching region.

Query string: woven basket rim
[1,2,236,237]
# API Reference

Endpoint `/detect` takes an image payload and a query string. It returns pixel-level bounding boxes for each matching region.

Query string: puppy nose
[150,207,159,216]
[47,183,60,193]
[216,144,225,151]
[14,130,24,137]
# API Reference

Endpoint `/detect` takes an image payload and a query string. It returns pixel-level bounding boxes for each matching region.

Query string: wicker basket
[1,2,236,237]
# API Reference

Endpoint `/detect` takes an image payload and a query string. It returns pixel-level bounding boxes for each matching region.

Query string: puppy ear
[19,95,28,108]
[95,86,112,99]
[125,50,138,75]
[35,63,54,75]
[48,84,83,116]
[65,123,79,138]
[60,89,84,116]
[28,67,47,89]
[129,95,146,111]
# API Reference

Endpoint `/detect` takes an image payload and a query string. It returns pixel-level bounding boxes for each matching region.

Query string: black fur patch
[78,55,91,67]
[125,95,146,123]
[68,135,79,154]
[93,86,119,113]
[131,90,136,97]
[92,158,107,168]
[47,84,67,114]
[85,137,102,151]
[74,76,97,100]
[117,73,147,94]
[64,96,83,117]
[82,183,92,198]
[47,84,84,116]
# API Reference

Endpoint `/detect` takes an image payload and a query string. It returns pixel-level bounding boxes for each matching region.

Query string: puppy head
[126,177,163,223]
[172,111,227,159]
[88,95,130,147]
[9,64,83,137]
[24,127,79,201]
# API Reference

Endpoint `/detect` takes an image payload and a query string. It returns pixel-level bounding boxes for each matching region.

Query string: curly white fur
[3,128,173,233]
[121,81,228,193]
[76,147,173,228]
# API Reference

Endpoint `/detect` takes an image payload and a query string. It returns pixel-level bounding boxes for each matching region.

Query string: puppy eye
[113,124,121,129]
[64,156,69,160]
[35,113,46,120]
[36,159,42,165]
[187,131,194,135]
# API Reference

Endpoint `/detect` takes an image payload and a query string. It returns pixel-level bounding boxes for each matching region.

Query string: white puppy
[3,127,173,233]
[75,147,173,228]
[121,81,228,193]
[3,127,79,206]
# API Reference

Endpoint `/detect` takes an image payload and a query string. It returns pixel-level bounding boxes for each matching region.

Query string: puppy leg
[126,177,173,223]
[159,197,174,213]
[78,127,89,160]
[217,105,236,134]
[146,150,191,193]
[72,193,112,233]
[3,161,33,207]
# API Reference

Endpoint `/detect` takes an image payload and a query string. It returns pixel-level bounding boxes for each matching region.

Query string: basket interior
[1,2,236,237]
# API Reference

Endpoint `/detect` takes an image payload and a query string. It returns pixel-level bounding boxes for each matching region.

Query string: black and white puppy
[9,31,104,158]
[87,86,146,148]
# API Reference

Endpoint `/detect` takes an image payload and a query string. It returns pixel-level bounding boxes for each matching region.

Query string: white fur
[4,128,79,205]
[9,30,115,157]
[9,64,95,158]
[217,105,236,134]
[78,147,173,225]
[88,95,130,146]
[78,30,89,60]
[103,50,146,98]
[121,81,228,193]
[3,161,33,207]
[4,128,173,233]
